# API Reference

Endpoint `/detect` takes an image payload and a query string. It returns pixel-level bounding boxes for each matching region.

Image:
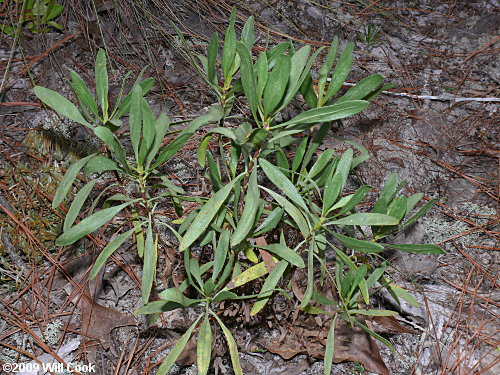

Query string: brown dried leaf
[372,315,416,334]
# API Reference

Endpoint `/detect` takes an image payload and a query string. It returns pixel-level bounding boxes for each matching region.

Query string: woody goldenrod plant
[35,11,444,375]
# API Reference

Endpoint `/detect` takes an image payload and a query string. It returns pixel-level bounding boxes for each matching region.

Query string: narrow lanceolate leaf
[139,97,156,165]
[129,84,143,161]
[115,78,154,119]
[52,154,97,208]
[333,185,372,217]
[280,44,312,109]
[95,49,109,120]
[274,100,370,130]
[34,86,92,128]
[213,230,230,280]
[55,201,134,246]
[323,42,354,104]
[332,232,384,253]
[259,243,305,268]
[83,156,121,175]
[260,187,310,237]
[317,36,338,106]
[231,169,260,246]
[326,213,400,227]
[256,52,269,100]
[70,71,99,119]
[63,179,98,232]
[251,259,288,316]
[236,42,259,120]
[263,54,291,117]
[93,126,128,168]
[146,112,171,169]
[324,315,337,375]
[179,174,243,251]
[142,221,157,304]
[227,261,269,289]
[259,159,308,212]
[197,314,213,375]
[207,32,219,86]
[350,309,398,316]
[240,15,255,52]
[337,74,384,104]
[156,317,202,375]
[323,148,353,214]
[90,228,135,279]
[212,313,243,375]
[222,9,237,80]
[384,243,445,254]
[400,199,437,230]
[152,105,224,169]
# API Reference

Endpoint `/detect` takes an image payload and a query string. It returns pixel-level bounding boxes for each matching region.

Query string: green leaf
[259,243,305,268]
[213,230,230,280]
[63,179,98,232]
[129,84,143,161]
[69,71,99,120]
[317,36,338,106]
[350,309,398,316]
[260,187,310,237]
[323,42,354,104]
[179,174,243,251]
[34,86,92,128]
[406,193,424,215]
[231,169,260,246]
[263,54,291,117]
[281,45,311,107]
[300,241,315,308]
[90,228,135,279]
[115,78,154,119]
[134,300,183,314]
[259,158,308,212]
[323,149,353,213]
[152,105,224,169]
[212,313,243,375]
[197,314,212,375]
[251,260,288,315]
[332,233,384,253]
[222,8,237,80]
[355,319,395,355]
[207,32,219,86]
[332,185,372,216]
[95,49,109,121]
[83,156,121,175]
[327,213,400,226]
[212,290,238,302]
[146,112,171,168]
[337,74,383,104]
[52,154,97,208]
[236,42,258,121]
[159,288,200,307]
[240,16,255,52]
[400,199,437,230]
[274,100,370,129]
[55,201,135,246]
[93,126,128,168]
[227,261,268,289]
[142,221,157,304]
[385,243,445,254]
[373,172,398,214]
[155,316,202,375]
[324,315,337,375]
[253,207,283,236]
[255,52,269,100]
[139,97,156,165]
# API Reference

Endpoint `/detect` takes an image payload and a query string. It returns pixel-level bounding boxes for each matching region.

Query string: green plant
[0,0,63,36]
[357,24,383,46]
[134,12,443,375]
[36,10,444,375]
[34,49,224,303]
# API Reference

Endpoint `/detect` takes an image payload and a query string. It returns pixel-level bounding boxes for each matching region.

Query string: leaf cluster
[35,10,443,375]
